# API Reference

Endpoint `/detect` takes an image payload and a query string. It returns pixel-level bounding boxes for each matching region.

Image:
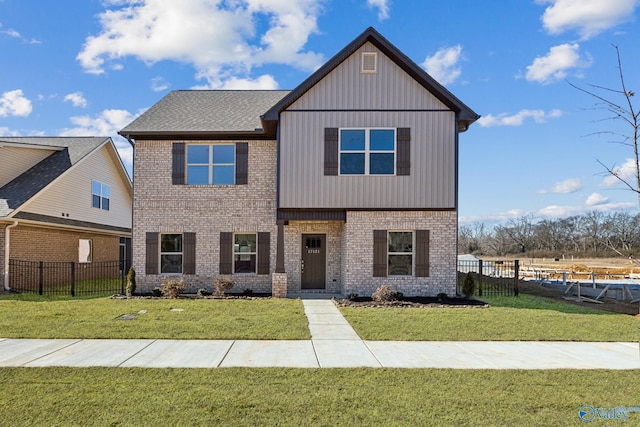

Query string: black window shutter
[257,232,270,275]
[172,142,185,185]
[219,232,233,274]
[324,128,338,176]
[373,230,387,277]
[397,128,410,176]
[183,232,196,275]
[415,230,430,277]
[236,142,248,185]
[145,232,158,275]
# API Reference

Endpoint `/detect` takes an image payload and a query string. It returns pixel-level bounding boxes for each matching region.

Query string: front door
[301,234,326,289]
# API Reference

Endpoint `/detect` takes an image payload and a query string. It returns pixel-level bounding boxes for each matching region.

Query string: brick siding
[132,139,278,293]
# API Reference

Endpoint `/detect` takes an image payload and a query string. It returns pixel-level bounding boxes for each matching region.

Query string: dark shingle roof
[0,137,110,217]
[119,90,290,137]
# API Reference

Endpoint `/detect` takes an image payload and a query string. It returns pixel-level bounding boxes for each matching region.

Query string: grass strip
[0,297,309,340]
[0,367,637,426]
[339,294,640,341]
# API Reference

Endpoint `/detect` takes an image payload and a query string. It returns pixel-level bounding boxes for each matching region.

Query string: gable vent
[361,52,377,73]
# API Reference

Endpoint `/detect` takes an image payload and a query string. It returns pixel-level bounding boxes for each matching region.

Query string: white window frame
[160,233,183,275]
[186,144,235,185]
[91,180,110,210]
[338,128,396,176]
[79,239,92,263]
[387,230,414,276]
[361,52,377,73]
[233,232,257,274]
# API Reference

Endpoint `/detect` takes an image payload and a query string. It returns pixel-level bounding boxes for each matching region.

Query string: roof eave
[118,129,276,141]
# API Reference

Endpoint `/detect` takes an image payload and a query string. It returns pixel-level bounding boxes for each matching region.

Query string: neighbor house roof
[0,137,112,218]
[119,90,290,140]
[263,27,480,132]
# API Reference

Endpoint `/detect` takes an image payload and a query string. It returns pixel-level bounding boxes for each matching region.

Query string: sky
[1,0,639,225]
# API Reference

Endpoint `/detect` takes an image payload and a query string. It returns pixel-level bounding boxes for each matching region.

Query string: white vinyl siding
[0,146,57,187]
[19,144,132,229]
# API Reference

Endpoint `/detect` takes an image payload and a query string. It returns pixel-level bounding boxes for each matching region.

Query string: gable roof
[119,90,290,140]
[0,137,117,218]
[262,27,479,132]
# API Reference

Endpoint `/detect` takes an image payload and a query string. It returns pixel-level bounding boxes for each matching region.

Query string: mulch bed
[333,296,489,309]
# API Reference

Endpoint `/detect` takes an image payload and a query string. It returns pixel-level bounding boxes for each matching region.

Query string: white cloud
[0,22,41,44]
[76,0,325,88]
[538,178,582,194]
[59,109,139,166]
[367,0,390,20]
[422,45,463,85]
[63,92,88,108]
[210,74,279,90]
[537,0,638,40]
[150,76,170,92]
[586,192,610,206]
[477,108,562,127]
[601,158,638,187]
[0,89,32,117]
[525,43,591,84]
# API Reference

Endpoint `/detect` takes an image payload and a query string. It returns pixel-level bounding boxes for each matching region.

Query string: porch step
[287,292,344,300]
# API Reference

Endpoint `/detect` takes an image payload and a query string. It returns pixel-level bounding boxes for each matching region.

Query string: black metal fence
[457,259,519,297]
[8,259,128,296]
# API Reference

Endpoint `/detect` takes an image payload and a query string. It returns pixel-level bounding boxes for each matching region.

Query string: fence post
[38,261,44,295]
[514,260,519,296]
[70,262,75,297]
[477,259,483,296]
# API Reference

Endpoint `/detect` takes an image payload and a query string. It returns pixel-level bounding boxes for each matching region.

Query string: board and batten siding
[0,146,58,187]
[279,41,457,209]
[20,144,132,229]
[279,110,455,209]
[288,42,449,111]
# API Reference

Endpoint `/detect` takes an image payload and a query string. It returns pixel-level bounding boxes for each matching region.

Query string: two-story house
[1,137,132,291]
[120,27,478,297]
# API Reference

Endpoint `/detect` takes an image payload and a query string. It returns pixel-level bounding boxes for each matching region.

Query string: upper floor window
[339,128,395,175]
[92,180,110,210]
[186,144,235,185]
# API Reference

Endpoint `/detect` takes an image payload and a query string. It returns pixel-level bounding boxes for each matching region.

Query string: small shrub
[437,292,448,302]
[161,277,185,298]
[347,293,358,301]
[214,277,235,296]
[125,267,136,297]
[243,288,254,296]
[372,284,397,302]
[462,272,476,299]
[197,288,212,297]
[392,291,404,300]
[151,287,162,297]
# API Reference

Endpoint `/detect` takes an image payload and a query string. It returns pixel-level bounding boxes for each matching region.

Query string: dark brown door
[301,234,326,289]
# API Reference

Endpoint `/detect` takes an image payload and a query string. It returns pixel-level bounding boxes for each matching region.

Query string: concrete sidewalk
[0,299,638,369]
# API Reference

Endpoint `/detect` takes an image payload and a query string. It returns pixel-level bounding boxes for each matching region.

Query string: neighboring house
[119,27,478,297]
[0,137,132,290]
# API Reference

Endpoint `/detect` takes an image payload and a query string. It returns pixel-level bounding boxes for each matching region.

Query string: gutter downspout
[4,221,18,291]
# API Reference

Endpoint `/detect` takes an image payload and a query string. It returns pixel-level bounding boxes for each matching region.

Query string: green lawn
[0,367,637,426]
[0,296,309,340]
[339,294,640,341]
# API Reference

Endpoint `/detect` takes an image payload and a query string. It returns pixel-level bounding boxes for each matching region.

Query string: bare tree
[568,45,639,207]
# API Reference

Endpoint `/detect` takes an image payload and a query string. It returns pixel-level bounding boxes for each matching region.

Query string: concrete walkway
[0,299,638,369]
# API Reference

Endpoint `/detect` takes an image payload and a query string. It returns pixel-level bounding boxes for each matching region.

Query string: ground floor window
[160,233,183,273]
[234,233,257,273]
[388,231,413,276]
[79,239,92,263]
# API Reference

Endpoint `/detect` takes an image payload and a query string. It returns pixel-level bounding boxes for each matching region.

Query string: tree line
[458,211,640,258]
